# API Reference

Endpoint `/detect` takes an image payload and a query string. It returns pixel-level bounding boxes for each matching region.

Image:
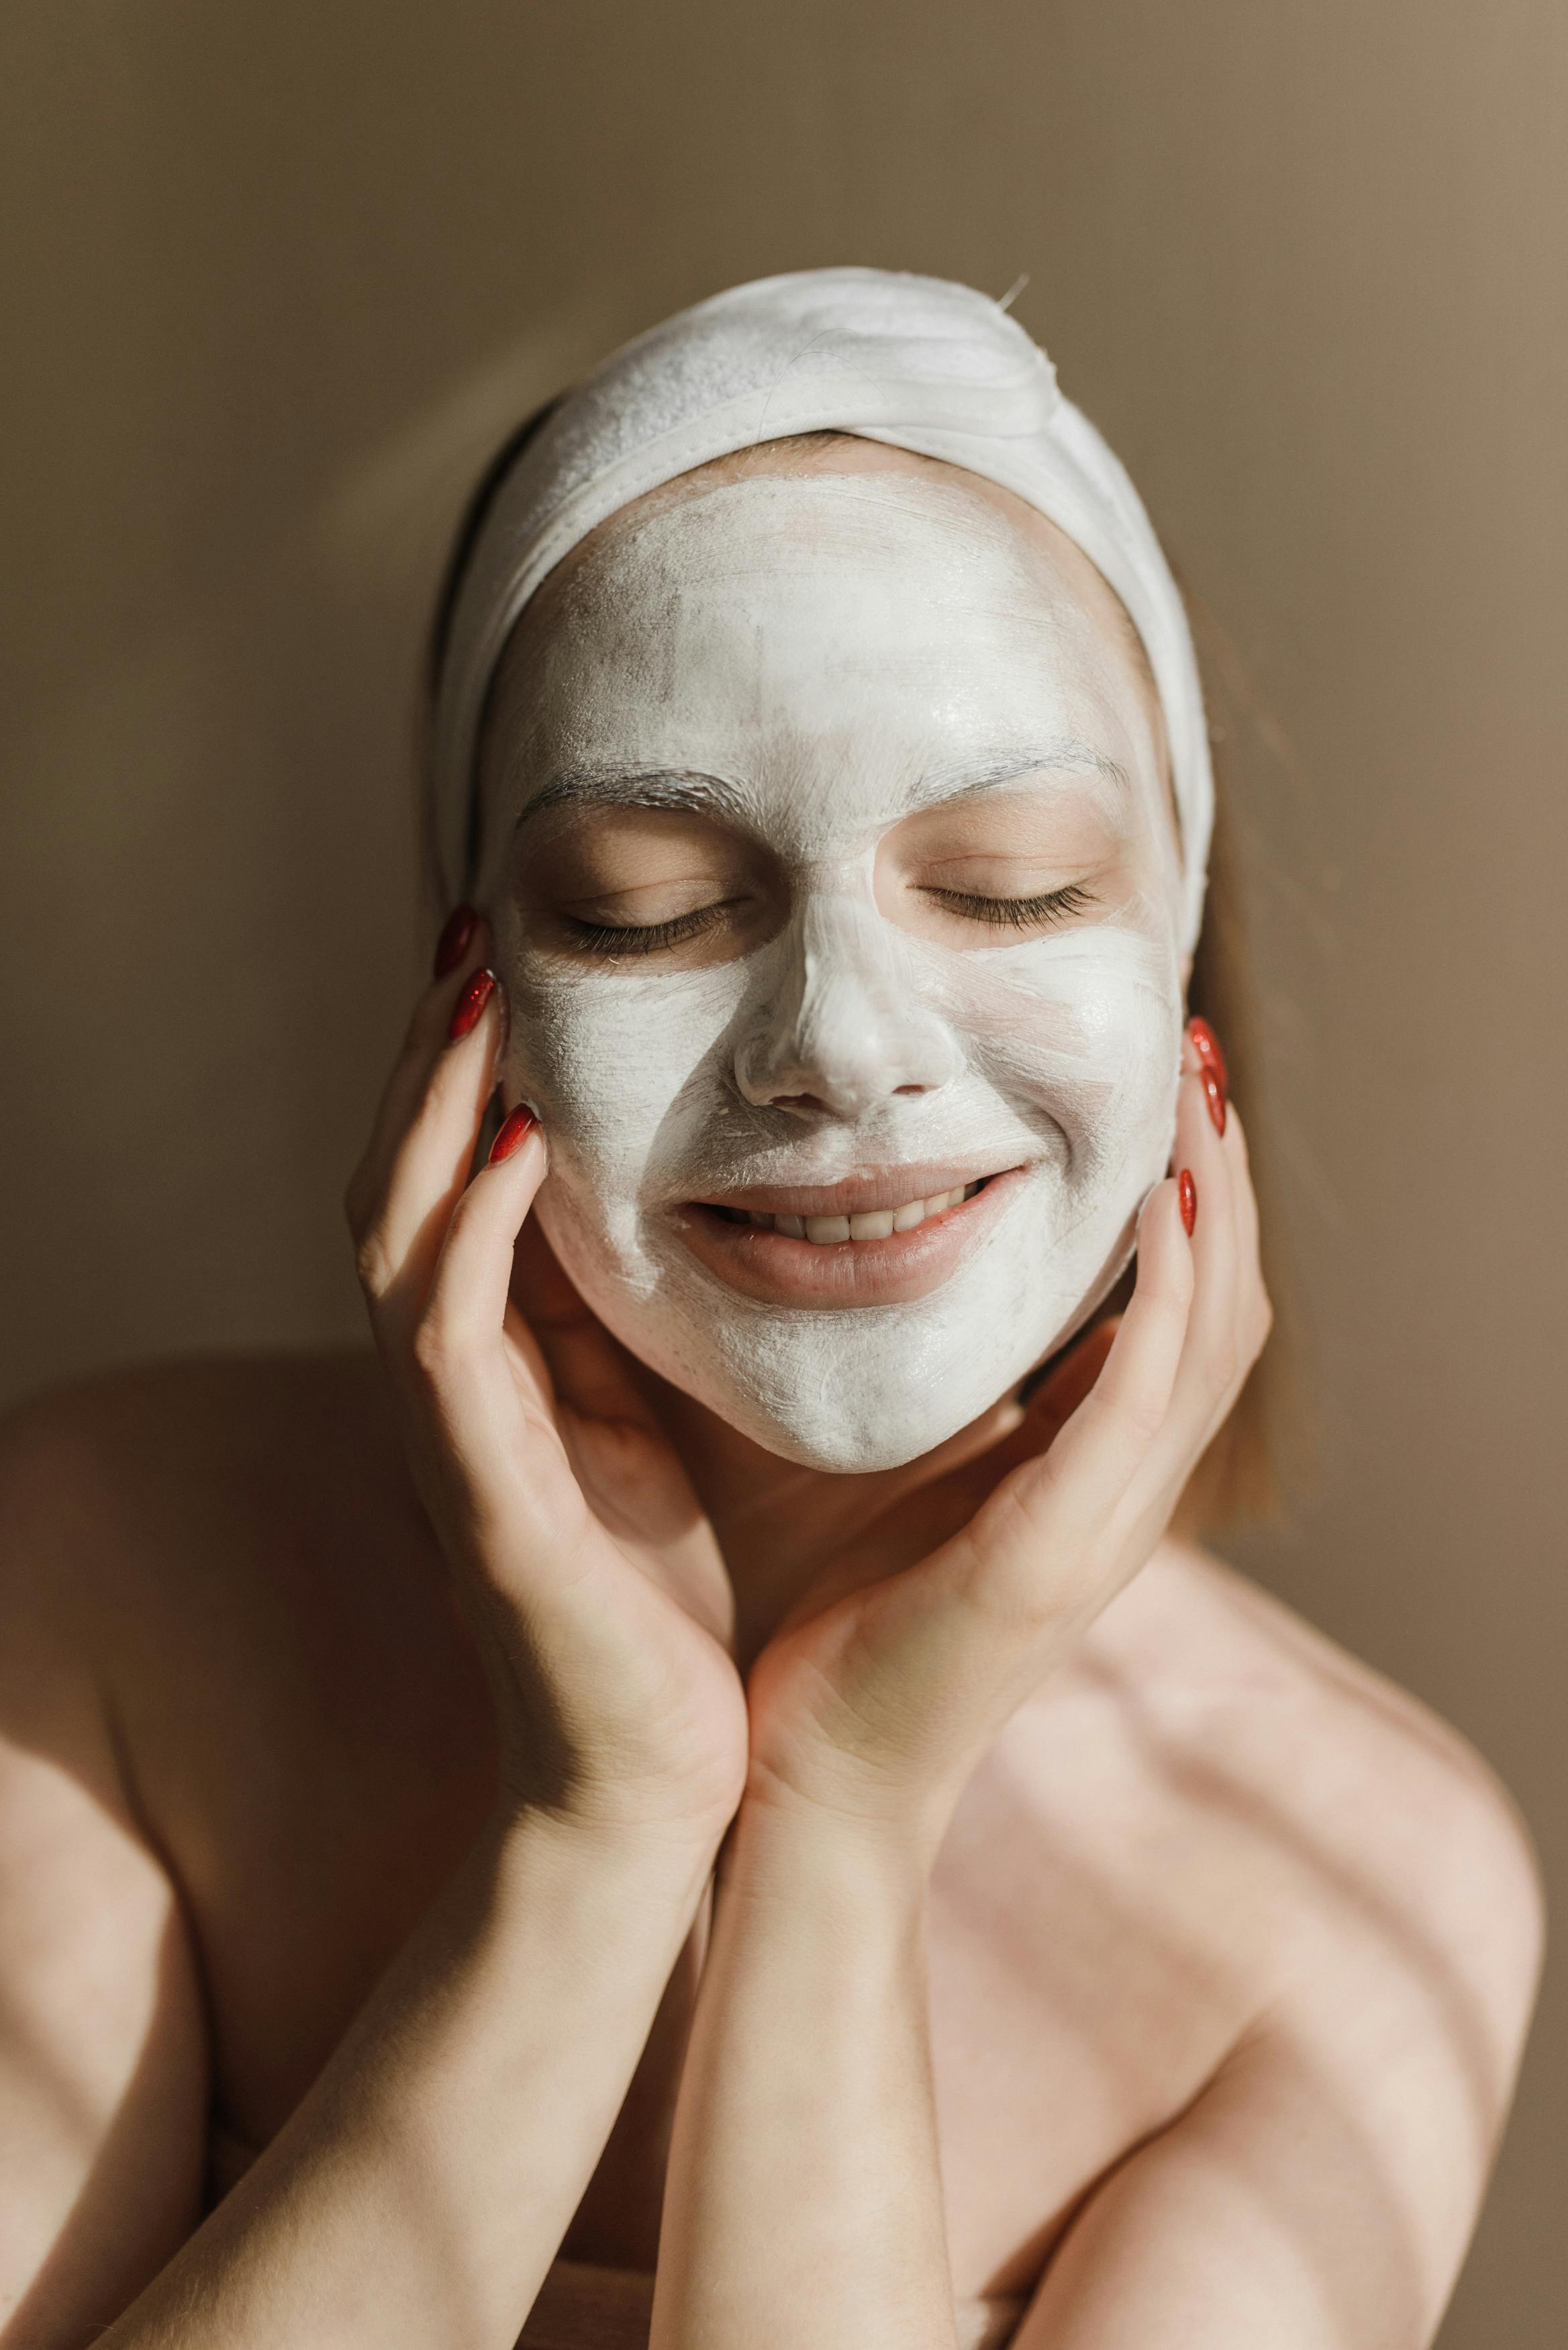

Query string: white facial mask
[477,466,1186,1473]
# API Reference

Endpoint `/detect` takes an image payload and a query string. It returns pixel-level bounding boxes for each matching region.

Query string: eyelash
[567,882,1096,955]
[924,882,1097,929]
[567,904,732,956]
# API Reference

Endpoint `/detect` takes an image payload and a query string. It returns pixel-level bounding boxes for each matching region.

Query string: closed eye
[921,882,1097,931]
[565,901,740,956]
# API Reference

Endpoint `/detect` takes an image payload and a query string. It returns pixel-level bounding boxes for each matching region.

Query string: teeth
[724,1181,983,1243]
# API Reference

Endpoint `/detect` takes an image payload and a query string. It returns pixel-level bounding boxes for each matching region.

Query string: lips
[672,1165,1024,1309]
[710,1178,985,1245]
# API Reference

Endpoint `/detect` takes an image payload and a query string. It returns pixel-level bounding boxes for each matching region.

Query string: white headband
[432,267,1214,950]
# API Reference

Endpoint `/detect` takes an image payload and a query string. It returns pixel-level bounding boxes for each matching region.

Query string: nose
[733,892,961,1118]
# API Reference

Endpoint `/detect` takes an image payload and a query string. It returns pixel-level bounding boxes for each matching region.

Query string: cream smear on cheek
[479,471,1186,1472]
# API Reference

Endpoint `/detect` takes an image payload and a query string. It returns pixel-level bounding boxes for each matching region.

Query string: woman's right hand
[346,914,748,1850]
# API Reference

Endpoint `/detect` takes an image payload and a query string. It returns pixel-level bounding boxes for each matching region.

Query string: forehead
[482,450,1168,841]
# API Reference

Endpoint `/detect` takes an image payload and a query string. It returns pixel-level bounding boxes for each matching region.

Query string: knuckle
[353,1227,395,1301]
[411,1303,484,1391]
[1121,1392,1168,1447]
[409,1313,456,1386]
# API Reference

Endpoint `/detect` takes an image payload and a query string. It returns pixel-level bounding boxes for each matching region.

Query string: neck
[644,1374,1026,1669]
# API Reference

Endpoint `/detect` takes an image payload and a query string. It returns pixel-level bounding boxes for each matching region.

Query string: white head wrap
[432,267,1213,949]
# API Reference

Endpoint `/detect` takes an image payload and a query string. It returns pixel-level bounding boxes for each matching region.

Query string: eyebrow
[511,741,1128,831]
[910,744,1130,804]
[513,766,754,830]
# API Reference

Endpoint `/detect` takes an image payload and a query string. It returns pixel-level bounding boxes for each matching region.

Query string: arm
[0,1507,208,2347]
[101,1805,710,2350]
[0,1567,711,2350]
[650,1037,1269,2349]
[650,1796,954,2350]
[0,1478,713,2350]
[4,921,749,2349]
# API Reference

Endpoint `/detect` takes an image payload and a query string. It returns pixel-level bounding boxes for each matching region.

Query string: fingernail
[1179,1168,1197,1237]
[1198,1063,1227,1137]
[488,1104,538,1164]
[1188,1015,1228,1096]
[433,904,478,977]
[447,968,497,1041]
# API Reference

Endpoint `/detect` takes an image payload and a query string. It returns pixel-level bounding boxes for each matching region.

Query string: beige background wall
[2,3,1562,2337]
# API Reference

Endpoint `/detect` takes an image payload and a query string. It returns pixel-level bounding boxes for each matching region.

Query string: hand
[742,1030,1271,1847]
[346,916,748,1846]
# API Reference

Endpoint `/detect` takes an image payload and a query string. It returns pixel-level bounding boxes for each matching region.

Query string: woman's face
[475,443,1187,1471]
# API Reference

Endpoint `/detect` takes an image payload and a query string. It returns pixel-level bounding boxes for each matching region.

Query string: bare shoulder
[0,1348,413,1610]
[1119,1540,1545,2120]
[0,1363,389,2316]
[0,1349,442,1799]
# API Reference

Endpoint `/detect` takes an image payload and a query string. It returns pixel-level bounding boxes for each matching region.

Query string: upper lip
[689,1162,1022,1218]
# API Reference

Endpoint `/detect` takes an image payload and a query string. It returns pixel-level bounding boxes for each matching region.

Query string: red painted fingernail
[1179,1168,1197,1236]
[447,968,497,1040]
[1188,1016,1228,1096]
[433,904,478,977]
[1198,1063,1227,1137]
[488,1104,538,1164]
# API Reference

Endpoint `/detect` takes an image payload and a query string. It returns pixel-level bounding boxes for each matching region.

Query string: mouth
[673,1164,1026,1309]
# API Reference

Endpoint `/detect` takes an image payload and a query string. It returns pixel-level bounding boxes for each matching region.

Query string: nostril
[773,1091,827,1113]
[893,1082,930,1096]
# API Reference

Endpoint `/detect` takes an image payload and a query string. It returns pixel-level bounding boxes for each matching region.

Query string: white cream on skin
[474,453,1188,1473]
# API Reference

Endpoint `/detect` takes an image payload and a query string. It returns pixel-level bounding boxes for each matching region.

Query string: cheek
[926,927,1183,1172]
[495,927,746,1194]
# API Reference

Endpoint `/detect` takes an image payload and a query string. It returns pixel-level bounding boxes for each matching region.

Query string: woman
[0,271,1541,2349]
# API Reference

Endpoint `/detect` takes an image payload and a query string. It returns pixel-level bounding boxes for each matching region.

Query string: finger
[354,970,505,1319]
[1173,1041,1239,1338]
[957,1177,1194,1605]
[345,920,493,1235]
[1139,1069,1270,1499]
[509,1216,667,1433]
[1225,1102,1272,1365]
[412,1111,597,1550]
[950,1315,1120,1499]
[1022,1315,1121,1442]
[1064,1177,1195,1463]
[421,1104,548,1362]
[853,1315,1125,1572]
[1187,1098,1272,1452]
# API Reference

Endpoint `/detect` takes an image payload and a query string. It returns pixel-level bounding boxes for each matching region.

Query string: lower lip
[672,1169,1026,1308]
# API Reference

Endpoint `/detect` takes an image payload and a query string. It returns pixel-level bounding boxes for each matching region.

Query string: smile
[674,1166,1024,1310]
[707,1180,985,1245]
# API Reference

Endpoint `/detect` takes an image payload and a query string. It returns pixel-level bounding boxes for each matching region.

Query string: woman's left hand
[742,1033,1272,1847]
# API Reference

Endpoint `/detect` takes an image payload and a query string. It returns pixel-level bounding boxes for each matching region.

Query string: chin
[640,1299,1051,1476]
[724,1403,964,1476]
[538,1179,1146,1479]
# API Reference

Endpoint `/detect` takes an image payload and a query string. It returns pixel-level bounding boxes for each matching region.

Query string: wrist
[481,1793,728,1917]
[488,1726,743,1869]
[732,1759,948,1891]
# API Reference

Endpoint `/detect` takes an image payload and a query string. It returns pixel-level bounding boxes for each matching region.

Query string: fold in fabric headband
[431,266,1214,951]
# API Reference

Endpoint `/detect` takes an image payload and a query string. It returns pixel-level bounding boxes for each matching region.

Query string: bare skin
[0,442,1544,2345]
[0,1098,1541,2346]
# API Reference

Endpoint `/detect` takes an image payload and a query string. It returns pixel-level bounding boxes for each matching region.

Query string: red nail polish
[447,968,497,1040]
[1179,1168,1197,1236]
[434,904,478,977]
[1188,1016,1228,1096]
[488,1104,538,1164]
[1199,1064,1227,1137]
